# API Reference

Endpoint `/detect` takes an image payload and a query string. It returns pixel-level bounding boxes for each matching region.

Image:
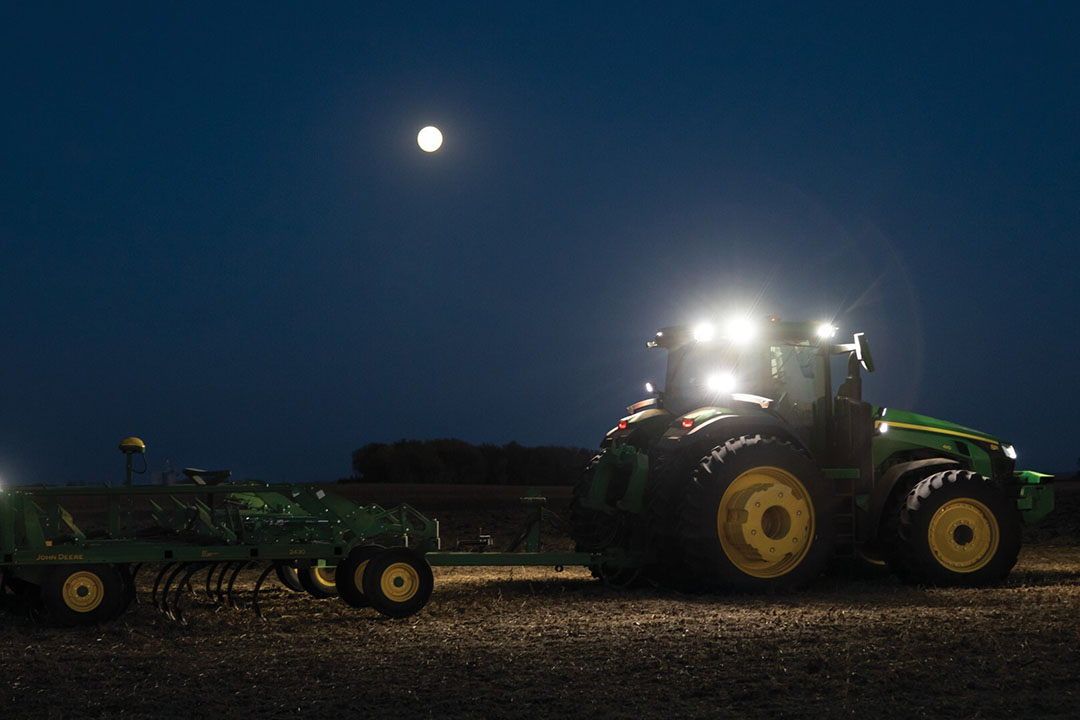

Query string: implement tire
[298,564,339,599]
[898,470,1019,586]
[41,564,125,626]
[673,435,837,592]
[361,548,434,618]
[275,563,304,592]
[335,545,384,608]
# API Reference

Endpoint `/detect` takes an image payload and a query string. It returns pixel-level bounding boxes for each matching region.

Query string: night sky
[2,2,1078,485]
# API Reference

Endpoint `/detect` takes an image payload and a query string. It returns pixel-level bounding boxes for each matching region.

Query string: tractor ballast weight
[569,318,1054,591]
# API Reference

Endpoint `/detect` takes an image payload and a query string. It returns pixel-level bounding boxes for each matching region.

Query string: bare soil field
[2,482,1079,720]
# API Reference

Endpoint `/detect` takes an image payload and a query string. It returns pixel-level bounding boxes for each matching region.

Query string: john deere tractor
[569,318,1053,590]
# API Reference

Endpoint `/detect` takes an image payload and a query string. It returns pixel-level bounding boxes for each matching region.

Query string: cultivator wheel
[275,563,304,592]
[335,545,384,608]
[298,564,338,599]
[41,564,125,626]
[669,434,837,592]
[361,548,434,619]
[896,470,1020,586]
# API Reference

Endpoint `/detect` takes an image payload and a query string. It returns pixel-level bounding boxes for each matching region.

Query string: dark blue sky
[2,2,1078,485]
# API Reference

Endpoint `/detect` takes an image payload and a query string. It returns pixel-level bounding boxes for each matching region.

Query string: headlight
[1002,444,1017,460]
[706,372,736,393]
[644,381,655,394]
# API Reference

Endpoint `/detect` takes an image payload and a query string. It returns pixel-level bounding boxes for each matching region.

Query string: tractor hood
[877,407,1008,449]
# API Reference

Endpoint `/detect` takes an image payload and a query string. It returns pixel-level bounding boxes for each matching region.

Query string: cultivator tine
[214,562,235,605]
[151,562,176,610]
[252,564,275,620]
[128,563,142,606]
[158,563,188,616]
[225,561,248,608]
[169,563,204,624]
[203,563,219,597]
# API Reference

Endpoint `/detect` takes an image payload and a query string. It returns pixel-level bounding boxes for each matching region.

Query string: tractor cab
[643,318,860,458]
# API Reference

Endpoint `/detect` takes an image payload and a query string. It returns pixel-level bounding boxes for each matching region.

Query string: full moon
[417,126,443,152]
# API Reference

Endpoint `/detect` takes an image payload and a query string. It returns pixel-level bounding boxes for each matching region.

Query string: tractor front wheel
[673,435,837,592]
[897,470,1019,586]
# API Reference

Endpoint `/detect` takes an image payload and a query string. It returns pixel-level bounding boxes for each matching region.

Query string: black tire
[297,564,339,599]
[671,435,837,592]
[334,545,385,608]
[112,564,136,620]
[361,548,434,619]
[41,564,125,626]
[897,470,1020,586]
[275,563,304,592]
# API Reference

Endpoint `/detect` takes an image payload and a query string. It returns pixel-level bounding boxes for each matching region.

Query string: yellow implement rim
[716,466,815,579]
[353,559,372,593]
[62,570,105,613]
[927,498,999,573]
[313,566,336,589]
[379,562,421,603]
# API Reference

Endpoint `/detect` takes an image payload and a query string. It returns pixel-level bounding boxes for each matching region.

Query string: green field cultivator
[0,438,441,625]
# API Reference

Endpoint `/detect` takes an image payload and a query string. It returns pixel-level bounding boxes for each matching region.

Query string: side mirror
[854,333,874,373]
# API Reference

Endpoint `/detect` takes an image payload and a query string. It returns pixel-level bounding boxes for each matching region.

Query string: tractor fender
[685,413,811,458]
[866,457,962,541]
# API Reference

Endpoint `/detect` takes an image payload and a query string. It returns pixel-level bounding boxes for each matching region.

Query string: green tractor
[569,318,1053,590]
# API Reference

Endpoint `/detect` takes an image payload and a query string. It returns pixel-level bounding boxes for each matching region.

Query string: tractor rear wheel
[298,564,339,599]
[335,545,384,608]
[672,435,837,592]
[41,564,125,626]
[897,470,1019,586]
[361,548,434,618]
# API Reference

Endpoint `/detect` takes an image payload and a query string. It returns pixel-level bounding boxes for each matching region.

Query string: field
[2,482,1079,719]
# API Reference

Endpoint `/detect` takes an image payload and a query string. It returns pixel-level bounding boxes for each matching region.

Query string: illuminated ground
[2,485,1078,719]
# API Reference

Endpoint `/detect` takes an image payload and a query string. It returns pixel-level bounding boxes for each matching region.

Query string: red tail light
[618,420,628,430]
[682,418,694,428]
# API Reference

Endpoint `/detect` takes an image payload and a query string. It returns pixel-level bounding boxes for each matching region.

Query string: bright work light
[724,317,756,344]
[816,323,837,339]
[1002,444,1017,460]
[693,322,716,342]
[706,372,737,393]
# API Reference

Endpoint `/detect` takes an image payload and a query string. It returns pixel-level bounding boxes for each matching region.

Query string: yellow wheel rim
[716,466,815,578]
[61,570,105,613]
[313,566,336,589]
[927,498,999,573]
[379,562,420,603]
[353,559,372,592]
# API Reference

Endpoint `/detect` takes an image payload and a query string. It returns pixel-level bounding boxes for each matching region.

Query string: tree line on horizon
[347,439,595,486]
